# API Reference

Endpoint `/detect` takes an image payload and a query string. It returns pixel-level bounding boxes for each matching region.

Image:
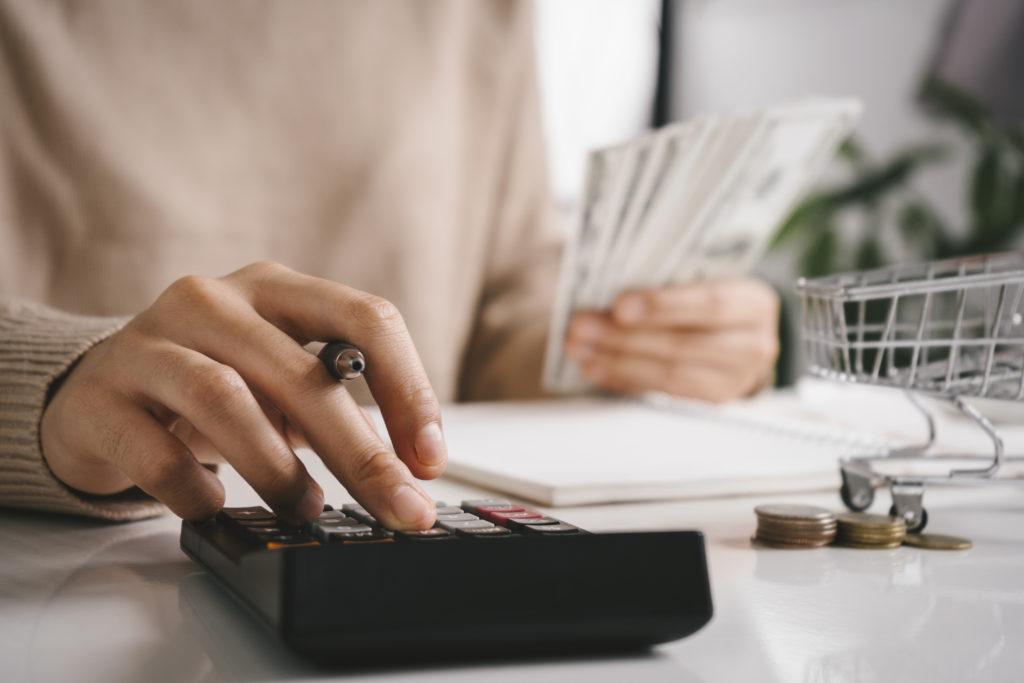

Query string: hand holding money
[564,278,779,402]
[543,98,862,395]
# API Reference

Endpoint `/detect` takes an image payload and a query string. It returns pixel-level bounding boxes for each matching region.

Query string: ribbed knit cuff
[0,299,166,521]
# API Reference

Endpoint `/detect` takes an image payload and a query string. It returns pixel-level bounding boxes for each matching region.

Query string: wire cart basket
[796,252,1024,531]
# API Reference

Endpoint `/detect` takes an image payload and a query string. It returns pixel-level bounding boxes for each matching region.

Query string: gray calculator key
[461,499,511,511]
[435,512,477,522]
[522,523,579,534]
[438,519,494,530]
[313,524,374,541]
[456,526,512,538]
[316,511,350,522]
[434,506,464,516]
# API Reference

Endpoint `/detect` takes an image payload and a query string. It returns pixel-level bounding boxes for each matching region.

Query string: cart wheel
[889,504,928,533]
[840,472,874,511]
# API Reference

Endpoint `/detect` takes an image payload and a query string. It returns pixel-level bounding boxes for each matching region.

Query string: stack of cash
[543,98,862,393]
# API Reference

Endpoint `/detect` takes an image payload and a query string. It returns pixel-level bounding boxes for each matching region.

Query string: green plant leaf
[854,237,885,271]
[920,75,990,136]
[969,143,1000,240]
[824,144,946,208]
[837,136,870,171]
[798,224,838,279]
[898,200,951,259]
[1012,164,1024,230]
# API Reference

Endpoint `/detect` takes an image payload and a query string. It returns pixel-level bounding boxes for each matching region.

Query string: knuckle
[240,260,290,279]
[161,274,224,313]
[234,261,292,291]
[400,381,440,418]
[185,364,250,415]
[351,447,400,487]
[347,294,404,333]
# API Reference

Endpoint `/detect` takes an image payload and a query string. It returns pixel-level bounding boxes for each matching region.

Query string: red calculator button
[489,510,543,524]
[475,505,526,521]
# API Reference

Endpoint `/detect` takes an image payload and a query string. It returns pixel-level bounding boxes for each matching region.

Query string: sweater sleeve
[0,298,165,520]
[457,6,565,402]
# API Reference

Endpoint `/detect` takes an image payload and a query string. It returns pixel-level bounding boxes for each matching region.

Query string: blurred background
[533,0,1024,383]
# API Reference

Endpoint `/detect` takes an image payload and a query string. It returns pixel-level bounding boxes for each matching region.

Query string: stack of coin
[753,504,837,548]
[835,512,906,549]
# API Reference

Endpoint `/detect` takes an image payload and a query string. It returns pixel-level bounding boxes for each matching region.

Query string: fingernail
[571,317,604,342]
[616,296,646,323]
[294,481,324,520]
[415,422,447,467]
[390,485,434,527]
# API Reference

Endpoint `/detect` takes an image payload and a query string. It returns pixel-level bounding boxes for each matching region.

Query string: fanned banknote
[543,98,862,393]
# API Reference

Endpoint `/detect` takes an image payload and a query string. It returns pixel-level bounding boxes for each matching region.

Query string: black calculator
[180,498,713,663]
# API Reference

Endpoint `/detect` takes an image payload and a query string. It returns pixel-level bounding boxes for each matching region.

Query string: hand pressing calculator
[180,498,713,663]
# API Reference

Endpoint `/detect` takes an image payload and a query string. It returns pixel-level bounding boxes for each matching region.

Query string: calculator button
[460,499,511,512]
[313,518,363,529]
[434,512,478,522]
[314,523,373,537]
[504,516,560,530]
[317,527,386,542]
[340,504,377,524]
[438,519,494,530]
[237,518,286,528]
[456,526,512,538]
[222,506,276,521]
[434,506,464,516]
[316,511,350,522]
[396,528,456,541]
[475,504,526,516]
[252,531,317,544]
[521,523,580,534]
[487,511,543,523]
[432,501,448,508]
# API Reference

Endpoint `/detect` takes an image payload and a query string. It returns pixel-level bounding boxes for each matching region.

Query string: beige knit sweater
[0,1,562,520]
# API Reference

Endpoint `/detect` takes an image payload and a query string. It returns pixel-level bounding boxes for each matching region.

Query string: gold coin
[837,540,903,550]
[839,529,906,542]
[757,525,837,540]
[755,504,835,522]
[756,518,838,531]
[836,512,905,530]
[751,535,831,549]
[902,533,972,550]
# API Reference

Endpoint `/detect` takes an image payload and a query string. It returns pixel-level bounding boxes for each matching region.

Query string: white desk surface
[3,418,1024,682]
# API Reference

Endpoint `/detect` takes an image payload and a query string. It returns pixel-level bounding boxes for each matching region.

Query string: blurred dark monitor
[926,0,1024,121]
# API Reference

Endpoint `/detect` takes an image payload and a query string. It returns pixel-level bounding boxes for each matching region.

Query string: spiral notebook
[435,393,894,507]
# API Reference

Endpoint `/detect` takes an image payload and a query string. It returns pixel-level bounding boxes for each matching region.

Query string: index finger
[612,279,779,330]
[232,263,447,474]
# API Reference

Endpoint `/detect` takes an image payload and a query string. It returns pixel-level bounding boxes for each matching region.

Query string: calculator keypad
[217,499,584,550]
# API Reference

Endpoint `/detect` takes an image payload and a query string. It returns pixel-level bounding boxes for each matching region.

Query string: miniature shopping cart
[796,252,1024,531]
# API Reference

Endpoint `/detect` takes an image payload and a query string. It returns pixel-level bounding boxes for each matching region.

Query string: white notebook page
[434,395,892,506]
